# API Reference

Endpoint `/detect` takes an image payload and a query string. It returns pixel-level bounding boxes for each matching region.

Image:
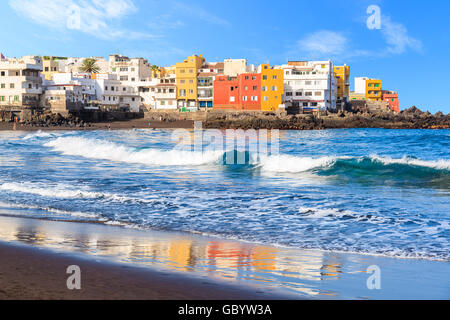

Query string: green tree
[79,58,100,73]
[151,65,161,78]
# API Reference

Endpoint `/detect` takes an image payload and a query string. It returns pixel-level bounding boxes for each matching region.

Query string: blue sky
[1,0,449,113]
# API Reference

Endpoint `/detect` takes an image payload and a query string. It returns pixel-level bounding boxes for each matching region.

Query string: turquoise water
[0,128,449,261]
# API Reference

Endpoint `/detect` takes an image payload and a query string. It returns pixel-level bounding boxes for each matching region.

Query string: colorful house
[355,77,382,101]
[176,54,205,110]
[382,90,400,112]
[334,65,350,108]
[213,73,261,111]
[260,64,284,111]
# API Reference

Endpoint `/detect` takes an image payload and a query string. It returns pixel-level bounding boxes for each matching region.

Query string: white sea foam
[0,182,134,203]
[369,155,450,170]
[259,155,336,173]
[22,131,54,140]
[44,137,223,166]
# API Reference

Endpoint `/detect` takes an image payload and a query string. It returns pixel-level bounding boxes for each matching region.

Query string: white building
[58,57,109,74]
[153,74,177,110]
[355,77,369,94]
[0,55,43,108]
[224,59,256,77]
[278,60,336,111]
[94,73,140,112]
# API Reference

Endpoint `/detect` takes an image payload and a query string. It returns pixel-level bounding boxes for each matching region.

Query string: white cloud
[381,16,423,54]
[293,17,422,61]
[8,0,149,40]
[171,1,231,27]
[297,30,348,57]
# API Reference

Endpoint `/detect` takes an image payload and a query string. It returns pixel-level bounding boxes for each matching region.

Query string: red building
[213,73,261,110]
[382,90,400,113]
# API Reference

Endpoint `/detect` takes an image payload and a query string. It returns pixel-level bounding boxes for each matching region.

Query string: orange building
[382,90,400,112]
[213,73,261,111]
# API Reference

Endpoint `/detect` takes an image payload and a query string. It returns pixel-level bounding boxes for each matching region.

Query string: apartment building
[0,55,43,108]
[334,65,350,109]
[94,73,140,112]
[40,84,84,114]
[153,74,177,110]
[279,61,336,112]
[213,73,261,111]
[109,54,152,83]
[197,62,224,109]
[259,64,284,111]
[355,77,382,102]
[176,54,205,110]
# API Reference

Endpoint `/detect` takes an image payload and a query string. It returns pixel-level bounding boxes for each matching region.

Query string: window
[28,84,32,89]
[0,96,5,101]
[1,84,5,89]
[0,72,5,76]
[189,89,193,94]
[305,81,312,85]
[245,76,249,80]
[251,96,258,101]
[315,91,321,96]
[243,96,247,101]
[10,84,14,89]
[180,69,185,73]
[252,76,256,80]
[271,86,277,91]
[131,78,135,82]
[180,80,185,84]
[262,86,267,91]
[253,86,258,90]
[105,86,108,90]
[132,98,135,102]
[311,102,318,107]
[189,80,193,84]
[120,67,128,72]
[230,86,234,91]
[120,76,128,81]
[273,75,277,80]
[244,86,248,90]
[305,92,312,96]
[45,67,49,72]
[296,92,302,96]
[263,96,268,101]
[189,69,193,73]
[303,102,308,107]
[286,92,293,96]
[14,95,19,102]
[375,84,380,88]
[263,75,268,80]
[230,96,235,102]
[179,89,186,97]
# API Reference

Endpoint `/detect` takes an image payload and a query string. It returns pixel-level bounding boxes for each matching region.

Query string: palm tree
[79,58,100,73]
[151,65,161,78]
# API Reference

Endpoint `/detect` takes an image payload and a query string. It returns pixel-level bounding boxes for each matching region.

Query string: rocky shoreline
[203,107,449,130]
[1,106,449,131]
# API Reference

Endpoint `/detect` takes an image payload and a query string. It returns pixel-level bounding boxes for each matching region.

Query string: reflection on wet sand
[0,216,344,297]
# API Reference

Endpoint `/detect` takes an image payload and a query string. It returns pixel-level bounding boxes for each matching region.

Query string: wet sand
[0,241,291,300]
[0,215,448,300]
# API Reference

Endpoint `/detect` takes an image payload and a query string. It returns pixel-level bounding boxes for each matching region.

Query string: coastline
[0,215,448,300]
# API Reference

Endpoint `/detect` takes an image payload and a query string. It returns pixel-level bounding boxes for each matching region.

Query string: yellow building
[366,79,382,101]
[42,56,64,80]
[349,92,366,100]
[334,65,350,107]
[176,55,205,109]
[260,64,284,111]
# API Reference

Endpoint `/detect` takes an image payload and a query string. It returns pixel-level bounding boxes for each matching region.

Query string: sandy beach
[0,240,289,300]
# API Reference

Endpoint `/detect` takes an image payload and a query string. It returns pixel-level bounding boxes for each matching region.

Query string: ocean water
[0,128,449,262]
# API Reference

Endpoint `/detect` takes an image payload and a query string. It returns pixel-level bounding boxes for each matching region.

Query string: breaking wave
[43,137,450,178]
